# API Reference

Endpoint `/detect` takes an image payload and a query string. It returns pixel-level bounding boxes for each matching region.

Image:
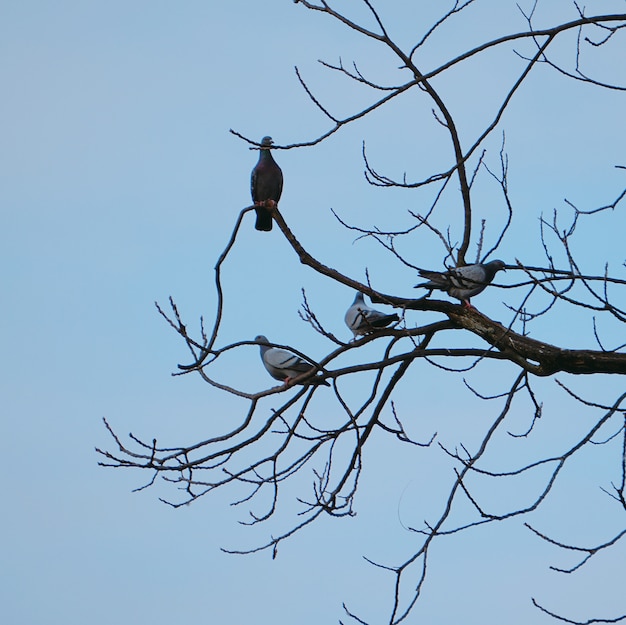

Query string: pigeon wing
[264,347,313,377]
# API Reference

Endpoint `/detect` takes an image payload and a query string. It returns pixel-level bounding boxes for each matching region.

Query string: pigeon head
[487,260,507,274]
[260,136,274,147]
[254,335,271,345]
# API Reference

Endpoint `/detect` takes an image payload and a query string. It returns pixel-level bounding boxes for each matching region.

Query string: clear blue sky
[2,2,625,624]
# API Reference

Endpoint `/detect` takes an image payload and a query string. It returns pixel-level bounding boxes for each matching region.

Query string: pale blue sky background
[2,1,626,624]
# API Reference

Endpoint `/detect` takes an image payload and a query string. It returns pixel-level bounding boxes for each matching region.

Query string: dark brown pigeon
[414,260,506,307]
[250,136,283,231]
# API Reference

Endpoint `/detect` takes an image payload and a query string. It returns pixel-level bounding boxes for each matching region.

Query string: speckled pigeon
[255,335,329,386]
[414,260,506,306]
[250,136,283,231]
[344,292,399,338]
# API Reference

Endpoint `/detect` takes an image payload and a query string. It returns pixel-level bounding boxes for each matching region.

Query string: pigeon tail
[414,280,436,291]
[371,313,399,327]
[254,206,273,231]
[288,374,330,387]
[414,270,450,290]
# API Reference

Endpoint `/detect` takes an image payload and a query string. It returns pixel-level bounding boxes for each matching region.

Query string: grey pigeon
[344,292,399,338]
[414,260,506,306]
[255,335,329,386]
[250,136,283,231]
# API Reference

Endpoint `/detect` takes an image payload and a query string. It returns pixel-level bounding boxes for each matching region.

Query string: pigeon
[414,259,506,307]
[250,136,283,231]
[344,292,399,338]
[255,335,329,386]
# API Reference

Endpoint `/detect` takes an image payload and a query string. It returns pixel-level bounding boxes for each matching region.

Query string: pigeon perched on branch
[414,260,506,307]
[250,136,283,231]
[344,292,399,338]
[255,335,329,386]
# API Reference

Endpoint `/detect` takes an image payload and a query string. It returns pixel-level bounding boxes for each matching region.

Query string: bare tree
[98,2,626,623]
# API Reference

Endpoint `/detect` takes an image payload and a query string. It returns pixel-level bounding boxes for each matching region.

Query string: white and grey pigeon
[344,292,399,338]
[254,335,329,386]
[414,259,506,307]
